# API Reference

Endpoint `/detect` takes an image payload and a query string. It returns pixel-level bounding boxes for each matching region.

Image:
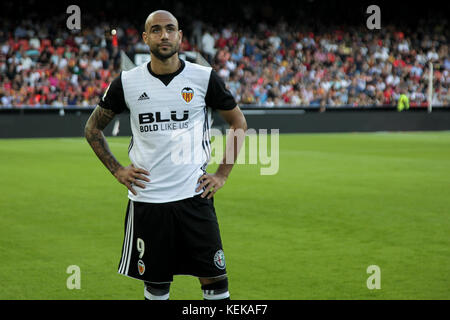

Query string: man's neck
[150,54,181,75]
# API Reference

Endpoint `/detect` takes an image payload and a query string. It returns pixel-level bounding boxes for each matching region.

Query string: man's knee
[144,281,170,300]
[199,276,230,300]
[199,274,227,286]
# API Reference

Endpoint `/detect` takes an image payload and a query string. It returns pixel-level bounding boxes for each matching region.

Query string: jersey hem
[127,191,204,204]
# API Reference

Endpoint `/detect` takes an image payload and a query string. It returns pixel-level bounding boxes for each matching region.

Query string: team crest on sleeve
[213,250,226,270]
[138,260,145,275]
[181,87,194,103]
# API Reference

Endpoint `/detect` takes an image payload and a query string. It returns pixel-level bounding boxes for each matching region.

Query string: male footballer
[84,10,247,300]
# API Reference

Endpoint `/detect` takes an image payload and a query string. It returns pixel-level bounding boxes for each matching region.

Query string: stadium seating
[0,12,448,107]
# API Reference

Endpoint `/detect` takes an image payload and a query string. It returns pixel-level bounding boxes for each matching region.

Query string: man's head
[143,10,182,61]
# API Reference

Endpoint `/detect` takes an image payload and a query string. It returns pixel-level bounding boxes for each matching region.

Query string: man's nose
[161,29,169,39]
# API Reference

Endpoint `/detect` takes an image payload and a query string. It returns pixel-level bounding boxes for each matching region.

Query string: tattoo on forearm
[89,106,115,130]
[85,106,122,175]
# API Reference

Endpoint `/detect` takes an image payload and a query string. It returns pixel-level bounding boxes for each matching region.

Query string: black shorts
[117,194,227,283]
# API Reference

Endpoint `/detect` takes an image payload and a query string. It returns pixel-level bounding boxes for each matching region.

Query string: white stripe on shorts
[125,202,134,274]
[119,201,134,274]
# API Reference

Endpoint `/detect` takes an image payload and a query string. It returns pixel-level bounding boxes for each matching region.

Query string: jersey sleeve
[98,72,127,114]
[204,70,237,110]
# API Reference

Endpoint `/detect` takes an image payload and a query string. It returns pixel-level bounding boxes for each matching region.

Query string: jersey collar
[147,59,186,86]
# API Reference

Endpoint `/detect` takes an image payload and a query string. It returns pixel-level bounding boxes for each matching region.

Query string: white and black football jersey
[99,59,236,203]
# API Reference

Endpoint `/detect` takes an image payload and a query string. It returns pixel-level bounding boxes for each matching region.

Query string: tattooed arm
[84,105,150,195]
[84,106,121,175]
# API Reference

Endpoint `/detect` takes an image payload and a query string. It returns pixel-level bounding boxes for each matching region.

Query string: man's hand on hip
[196,173,227,199]
[114,164,150,196]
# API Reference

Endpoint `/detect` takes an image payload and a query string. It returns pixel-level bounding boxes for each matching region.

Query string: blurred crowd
[205,21,449,107]
[0,14,448,107]
[0,18,121,107]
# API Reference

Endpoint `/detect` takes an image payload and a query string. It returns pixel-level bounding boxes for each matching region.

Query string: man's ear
[142,32,148,43]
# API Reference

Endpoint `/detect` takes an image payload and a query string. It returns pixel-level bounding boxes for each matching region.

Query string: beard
[150,42,180,61]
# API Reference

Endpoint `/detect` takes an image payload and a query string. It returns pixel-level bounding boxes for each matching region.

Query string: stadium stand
[0,0,448,107]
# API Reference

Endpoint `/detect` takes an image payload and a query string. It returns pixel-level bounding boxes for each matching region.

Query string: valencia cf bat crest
[181,87,194,103]
[138,260,145,275]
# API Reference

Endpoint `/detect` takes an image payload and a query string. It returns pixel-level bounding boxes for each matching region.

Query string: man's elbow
[232,114,248,132]
[84,121,99,141]
[84,122,92,139]
[241,117,248,132]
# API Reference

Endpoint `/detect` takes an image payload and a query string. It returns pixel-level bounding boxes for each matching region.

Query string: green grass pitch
[0,132,449,300]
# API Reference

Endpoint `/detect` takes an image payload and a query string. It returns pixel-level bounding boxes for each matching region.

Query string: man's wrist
[215,169,229,180]
[111,165,124,177]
